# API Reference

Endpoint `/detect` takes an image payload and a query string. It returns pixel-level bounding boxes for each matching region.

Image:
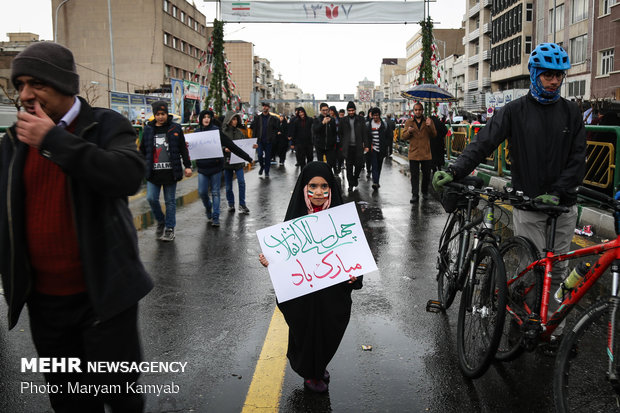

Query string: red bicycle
[496,186,620,412]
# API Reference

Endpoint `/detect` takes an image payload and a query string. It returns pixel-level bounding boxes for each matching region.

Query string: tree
[0,77,20,110]
[206,19,233,116]
[418,17,434,117]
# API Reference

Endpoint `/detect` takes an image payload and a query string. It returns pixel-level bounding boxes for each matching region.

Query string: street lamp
[54,0,71,43]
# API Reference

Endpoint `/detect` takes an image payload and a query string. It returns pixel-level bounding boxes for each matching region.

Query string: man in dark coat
[290,107,314,168]
[1,42,152,412]
[339,101,369,192]
[250,102,279,178]
[312,102,338,171]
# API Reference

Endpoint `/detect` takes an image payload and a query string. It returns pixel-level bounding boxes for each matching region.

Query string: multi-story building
[0,33,40,101]
[490,0,534,92]
[356,77,375,114]
[590,0,619,101]
[462,0,492,112]
[379,58,406,115]
[52,0,211,108]
[405,28,466,88]
[442,53,467,112]
[253,56,275,111]
[224,40,254,106]
[281,82,303,115]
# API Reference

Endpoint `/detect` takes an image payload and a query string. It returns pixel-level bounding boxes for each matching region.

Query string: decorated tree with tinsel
[206,19,234,116]
[418,17,434,87]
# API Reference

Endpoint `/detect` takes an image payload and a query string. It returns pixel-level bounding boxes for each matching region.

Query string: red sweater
[24,139,86,295]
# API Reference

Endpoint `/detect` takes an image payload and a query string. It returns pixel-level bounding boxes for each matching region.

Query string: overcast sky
[1,0,465,99]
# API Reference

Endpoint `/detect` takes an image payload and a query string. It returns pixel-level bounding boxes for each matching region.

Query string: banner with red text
[257,202,377,303]
[221,1,424,24]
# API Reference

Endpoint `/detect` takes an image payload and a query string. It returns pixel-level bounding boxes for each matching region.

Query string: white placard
[185,130,223,160]
[257,202,377,303]
[229,138,257,164]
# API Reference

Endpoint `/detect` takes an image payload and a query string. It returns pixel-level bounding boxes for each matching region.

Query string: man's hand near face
[16,100,55,149]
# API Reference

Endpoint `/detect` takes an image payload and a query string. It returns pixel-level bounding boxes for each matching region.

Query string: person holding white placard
[196,110,253,227]
[258,162,363,393]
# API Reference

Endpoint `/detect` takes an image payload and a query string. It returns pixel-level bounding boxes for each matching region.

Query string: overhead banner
[221,1,425,24]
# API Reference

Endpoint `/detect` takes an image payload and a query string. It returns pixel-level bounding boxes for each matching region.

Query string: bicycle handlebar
[576,186,620,211]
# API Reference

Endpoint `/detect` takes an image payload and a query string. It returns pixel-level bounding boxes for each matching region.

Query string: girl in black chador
[259,162,363,393]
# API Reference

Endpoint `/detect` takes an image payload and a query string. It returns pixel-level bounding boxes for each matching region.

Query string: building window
[572,0,588,23]
[188,17,192,27]
[164,32,169,45]
[601,49,614,75]
[180,41,185,53]
[180,11,185,22]
[194,21,199,31]
[602,0,618,15]
[172,5,177,18]
[172,37,178,49]
[163,0,168,13]
[570,34,588,64]
[568,79,586,97]
[526,3,533,21]
[165,65,171,78]
[549,5,564,34]
[525,35,532,54]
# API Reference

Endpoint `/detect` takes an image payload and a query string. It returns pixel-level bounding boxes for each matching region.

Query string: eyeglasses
[308,183,329,190]
[541,71,566,80]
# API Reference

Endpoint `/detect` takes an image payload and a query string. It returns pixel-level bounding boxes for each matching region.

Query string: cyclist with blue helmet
[432,43,586,343]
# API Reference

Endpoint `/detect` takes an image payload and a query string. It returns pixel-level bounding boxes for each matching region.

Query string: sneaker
[155,222,165,239]
[303,378,328,393]
[228,205,236,212]
[161,227,175,242]
[259,167,264,175]
[211,221,220,227]
[265,174,270,178]
[410,195,419,203]
[372,183,379,190]
[239,205,250,214]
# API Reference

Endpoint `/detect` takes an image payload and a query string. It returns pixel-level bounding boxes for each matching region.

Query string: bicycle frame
[506,235,620,340]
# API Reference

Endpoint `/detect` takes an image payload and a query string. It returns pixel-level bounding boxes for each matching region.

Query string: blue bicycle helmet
[528,43,570,71]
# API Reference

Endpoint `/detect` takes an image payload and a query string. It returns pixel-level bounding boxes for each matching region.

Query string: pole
[107,0,117,91]
[54,0,71,43]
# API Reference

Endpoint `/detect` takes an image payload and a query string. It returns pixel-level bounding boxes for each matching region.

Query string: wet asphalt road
[0,153,569,412]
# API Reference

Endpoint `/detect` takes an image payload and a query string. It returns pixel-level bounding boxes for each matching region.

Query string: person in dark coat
[3,41,152,412]
[195,109,252,227]
[276,114,289,166]
[290,107,314,168]
[339,101,369,192]
[258,162,363,393]
[429,115,448,173]
[365,107,390,189]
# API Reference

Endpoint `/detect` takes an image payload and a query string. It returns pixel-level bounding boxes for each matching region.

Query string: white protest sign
[229,138,257,164]
[185,130,223,160]
[256,202,377,303]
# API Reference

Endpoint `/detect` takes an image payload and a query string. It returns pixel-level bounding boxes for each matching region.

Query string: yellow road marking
[242,307,288,412]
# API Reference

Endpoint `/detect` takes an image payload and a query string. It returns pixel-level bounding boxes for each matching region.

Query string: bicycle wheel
[457,244,507,379]
[553,299,620,412]
[437,212,464,310]
[496,236,541,362]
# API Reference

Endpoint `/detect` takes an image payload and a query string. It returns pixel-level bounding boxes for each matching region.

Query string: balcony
[468,54,480,66]
[468,2,481,18]
[482,77,491,88]
[483,0,492,8]
[468,29,480,42]
[482,23,491,34]
[483,50,491,60]
[468,80,479,90]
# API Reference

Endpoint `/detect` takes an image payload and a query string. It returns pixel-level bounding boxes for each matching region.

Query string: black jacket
[366,119,390,157]
[0,97,153,329]
[451,93,586,205]
[290,115,313,148]
[312,114,338,150]
[194,122,252,176]
[339,115,369,159]
[140,116,192,181]
[250,113,279,144]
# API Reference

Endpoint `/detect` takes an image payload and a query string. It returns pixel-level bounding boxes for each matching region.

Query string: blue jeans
[198,172,221,221]
[257,141,272,175]
[146,181,177,228]
[224,168,246,207]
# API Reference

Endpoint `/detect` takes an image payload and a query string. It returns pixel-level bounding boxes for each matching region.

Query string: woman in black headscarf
[259,162,363,393]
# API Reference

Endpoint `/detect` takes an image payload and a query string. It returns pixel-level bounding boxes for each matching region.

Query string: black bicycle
[431,178,508,378]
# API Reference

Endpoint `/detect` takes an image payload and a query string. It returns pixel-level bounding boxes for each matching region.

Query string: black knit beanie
[152,100,169,114]
[347,101,356,110]
[11,42,79,96]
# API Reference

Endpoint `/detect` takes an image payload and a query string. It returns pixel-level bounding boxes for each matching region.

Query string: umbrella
[401,84,456,102]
